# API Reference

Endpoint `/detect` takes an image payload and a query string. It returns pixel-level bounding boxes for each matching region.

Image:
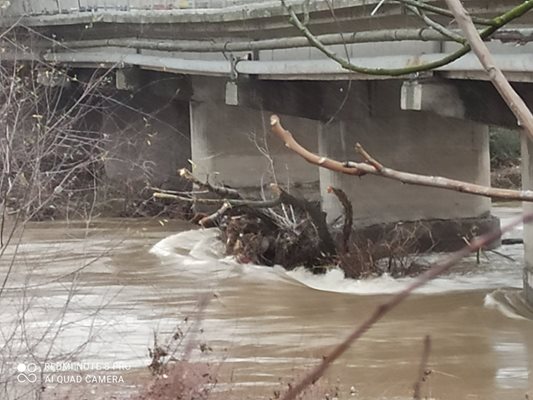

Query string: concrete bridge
[2,0,533,302]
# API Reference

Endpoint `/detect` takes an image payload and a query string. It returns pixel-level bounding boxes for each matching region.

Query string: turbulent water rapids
[1,205,532,399]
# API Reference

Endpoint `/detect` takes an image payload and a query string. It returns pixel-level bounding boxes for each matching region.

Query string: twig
[443,0,533,140]
[148,186,209,196]
[487,248,515,262]
[355,143,383,171]
[271,115,533,202]
[153,191,280,208]
[405,4,465,44]
[272,184,336,256]
[179,168,242,199]
[392,0,495,26]
[199,202,232,228]
[270,115,364,176]
[371,0,387,16]
[280,212,533,400]
[285,1,533,76]
[413,335,432,400]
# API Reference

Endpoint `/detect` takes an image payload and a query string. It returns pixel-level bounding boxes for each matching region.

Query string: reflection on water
[1,207,532,399]
[492,333,529,390]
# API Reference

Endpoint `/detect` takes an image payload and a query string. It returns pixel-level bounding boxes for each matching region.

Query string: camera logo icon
[16,363,38,383]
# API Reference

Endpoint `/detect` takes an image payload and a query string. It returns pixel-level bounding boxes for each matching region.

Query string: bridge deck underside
[2,0,533,82]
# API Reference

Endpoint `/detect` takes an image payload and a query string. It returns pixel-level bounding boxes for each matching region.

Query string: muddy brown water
[1,205,532,399]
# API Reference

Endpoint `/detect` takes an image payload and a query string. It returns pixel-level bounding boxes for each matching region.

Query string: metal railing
[5,0,274,16]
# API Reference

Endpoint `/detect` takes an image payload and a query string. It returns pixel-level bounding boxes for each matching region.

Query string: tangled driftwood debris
[156,170,334,269]
[153,168,428,278]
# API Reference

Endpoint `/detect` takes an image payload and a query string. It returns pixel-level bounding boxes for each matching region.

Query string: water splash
[150,229,524,296]
[484,289,533,320]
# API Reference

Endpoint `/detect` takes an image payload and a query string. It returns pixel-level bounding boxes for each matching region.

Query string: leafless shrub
[135,361,217,400]
[0,61,112,222]
[340,222,434,279]
[135,295,218,400]
[0,55,165,399]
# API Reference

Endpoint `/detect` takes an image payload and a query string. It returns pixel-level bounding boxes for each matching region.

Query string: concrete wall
[102,92,190,189]
[189,102,320,198]
[319,112,491,226]
[522,135,533,305]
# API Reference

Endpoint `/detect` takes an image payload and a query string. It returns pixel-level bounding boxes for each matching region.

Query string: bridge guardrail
[3,0,276,16]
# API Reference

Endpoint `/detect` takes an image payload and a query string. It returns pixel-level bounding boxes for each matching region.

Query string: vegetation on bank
[490,127,521,190]
[490,127,521,168]
[0,65,189,221]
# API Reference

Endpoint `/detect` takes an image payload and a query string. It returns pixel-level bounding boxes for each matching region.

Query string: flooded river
[1,205,532,399]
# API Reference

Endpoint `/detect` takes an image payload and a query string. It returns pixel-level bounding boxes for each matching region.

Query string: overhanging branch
[284,0,533,76]
[443,0,533,141]
[271,114,533,202]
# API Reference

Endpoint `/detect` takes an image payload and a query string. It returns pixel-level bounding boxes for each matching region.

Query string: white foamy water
[150,228,307,286]
[149,228,524,296]
[485,288,533,320]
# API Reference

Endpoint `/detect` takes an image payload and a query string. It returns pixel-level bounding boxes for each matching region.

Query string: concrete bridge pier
[522,136,533,304]
[319,112,498,250]
[189,101,320,199]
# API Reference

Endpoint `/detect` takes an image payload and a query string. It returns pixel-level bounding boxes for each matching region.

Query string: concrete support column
[319,112,494,249]
[521,135,533,305]
[189,101,320,198]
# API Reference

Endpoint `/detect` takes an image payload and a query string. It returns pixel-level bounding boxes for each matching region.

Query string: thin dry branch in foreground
[444,0,533,140]
[270,115,533,202]
[280,212,533,400]
[413,335,432,400]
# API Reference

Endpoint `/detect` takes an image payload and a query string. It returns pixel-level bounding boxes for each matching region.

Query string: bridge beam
[190,76,370,122]
[115,67,193,100]
[401,79,533,129]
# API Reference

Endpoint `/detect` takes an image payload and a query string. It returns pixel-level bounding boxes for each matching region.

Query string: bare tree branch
[271,115,533,202]
[443,0,533,140]
[178,168,242,199]
[413,335,432,400]
[198,202,232,228]
[270,115,364,176]
[280,213,533,400]
[284,1,533,76]
[405,4,465,44]
[272,183,336,256]
[391,0,495,26]
[153,191,280,208]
